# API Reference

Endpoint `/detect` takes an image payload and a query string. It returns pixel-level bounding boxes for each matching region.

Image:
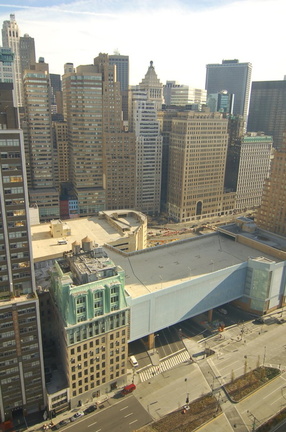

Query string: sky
[0,0,285,88]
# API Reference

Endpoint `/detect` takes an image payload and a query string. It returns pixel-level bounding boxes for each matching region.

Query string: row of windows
[70,330,126,355]
[0,139,20,147]
[71,347,125,365]
[71,370,124,397]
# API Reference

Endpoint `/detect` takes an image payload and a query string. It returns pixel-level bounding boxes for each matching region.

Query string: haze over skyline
[1,0,285,88]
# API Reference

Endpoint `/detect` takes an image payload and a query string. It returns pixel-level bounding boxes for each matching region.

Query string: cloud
[0,0,285,88]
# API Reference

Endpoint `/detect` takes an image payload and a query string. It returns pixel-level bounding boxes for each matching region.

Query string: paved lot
[130,307,286,431]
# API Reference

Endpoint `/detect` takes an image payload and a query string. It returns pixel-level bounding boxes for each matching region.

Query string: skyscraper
[94,53,136,210]
[53,121,68,184]
[19,33,35,73]
[130,89,162,215]
[157,108,179,210]
[62,64,104,216]
[0,47,14,83]
[22,60,60,221]
[109,54,129,121]
[207,90,234,114]
[167,109,229,222]
[163,82,207,107]
[139,61,163,110]
[2,15,23,107]
[224,132,273,211]
[205,59,252,121]
[163,81,190,106]
[50,73,61,116]
[247,80,286,149]
[0,83,45,422]
[256,135,286,236]
[63,54,136,216]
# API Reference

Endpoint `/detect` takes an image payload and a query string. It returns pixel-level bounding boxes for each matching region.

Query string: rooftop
[104,231,281,299]
[31,213,142,262]
[219,222,286,251]
[33,216,286,300]
[58,247,117,285]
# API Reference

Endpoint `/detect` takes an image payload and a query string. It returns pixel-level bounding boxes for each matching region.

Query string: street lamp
[185,378,189,403]
[263,346,266,366]
[247,410,259,431]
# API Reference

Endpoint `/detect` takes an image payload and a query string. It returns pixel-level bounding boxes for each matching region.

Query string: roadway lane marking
[217,359,239,369]
[263,387,279,399]
[270,396,283,405]
[95,429,101,432]
[120,406,129,411]
[88,421,97,427]
[124,412,133,418]
[129,420,138,425]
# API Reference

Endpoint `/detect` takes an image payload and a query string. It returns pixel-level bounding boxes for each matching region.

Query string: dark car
[51,424,61,431]
[59,419,70,426]
[84,405,97,414]
[253,317,265,324]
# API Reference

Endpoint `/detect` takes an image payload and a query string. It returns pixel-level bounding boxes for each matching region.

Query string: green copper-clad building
[48,238,129,410]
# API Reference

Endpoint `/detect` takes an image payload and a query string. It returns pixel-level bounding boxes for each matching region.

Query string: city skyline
[0,0,285,88]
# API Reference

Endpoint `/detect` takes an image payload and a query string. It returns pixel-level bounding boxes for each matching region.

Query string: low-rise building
[31,211,147,262]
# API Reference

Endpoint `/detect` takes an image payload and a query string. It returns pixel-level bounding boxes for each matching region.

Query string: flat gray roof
[219,223,286,251]
[31,216,137,262]
[105,233,280,299]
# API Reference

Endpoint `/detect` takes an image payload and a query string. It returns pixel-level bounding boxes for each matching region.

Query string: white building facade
[236,133,273,210]
[139,61,163,110]
[2,14,23,107]
[131,90,163,215]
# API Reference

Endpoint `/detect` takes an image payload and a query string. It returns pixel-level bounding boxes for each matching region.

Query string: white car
[58,240,67,245]
[70,411,84,421]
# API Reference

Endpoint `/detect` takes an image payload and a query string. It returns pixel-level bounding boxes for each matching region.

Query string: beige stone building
[167,109,231,222]
[38,240,129,412]
[256,135,286,236]
[139,61,163,110]
[53,121,68,184]
[22,61,60,221]
[62,54,136,215]
[62,64,104,216]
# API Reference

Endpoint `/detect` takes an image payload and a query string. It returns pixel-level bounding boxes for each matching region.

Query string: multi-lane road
[45,309,286,432]
[53,396,152,432]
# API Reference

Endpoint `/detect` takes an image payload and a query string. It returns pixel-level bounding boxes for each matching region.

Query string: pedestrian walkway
[222,404,248,432]
[198,358,248,431]
[138,349,190,382]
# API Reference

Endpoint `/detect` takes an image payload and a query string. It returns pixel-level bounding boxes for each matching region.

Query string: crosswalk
[138,349,191,383]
